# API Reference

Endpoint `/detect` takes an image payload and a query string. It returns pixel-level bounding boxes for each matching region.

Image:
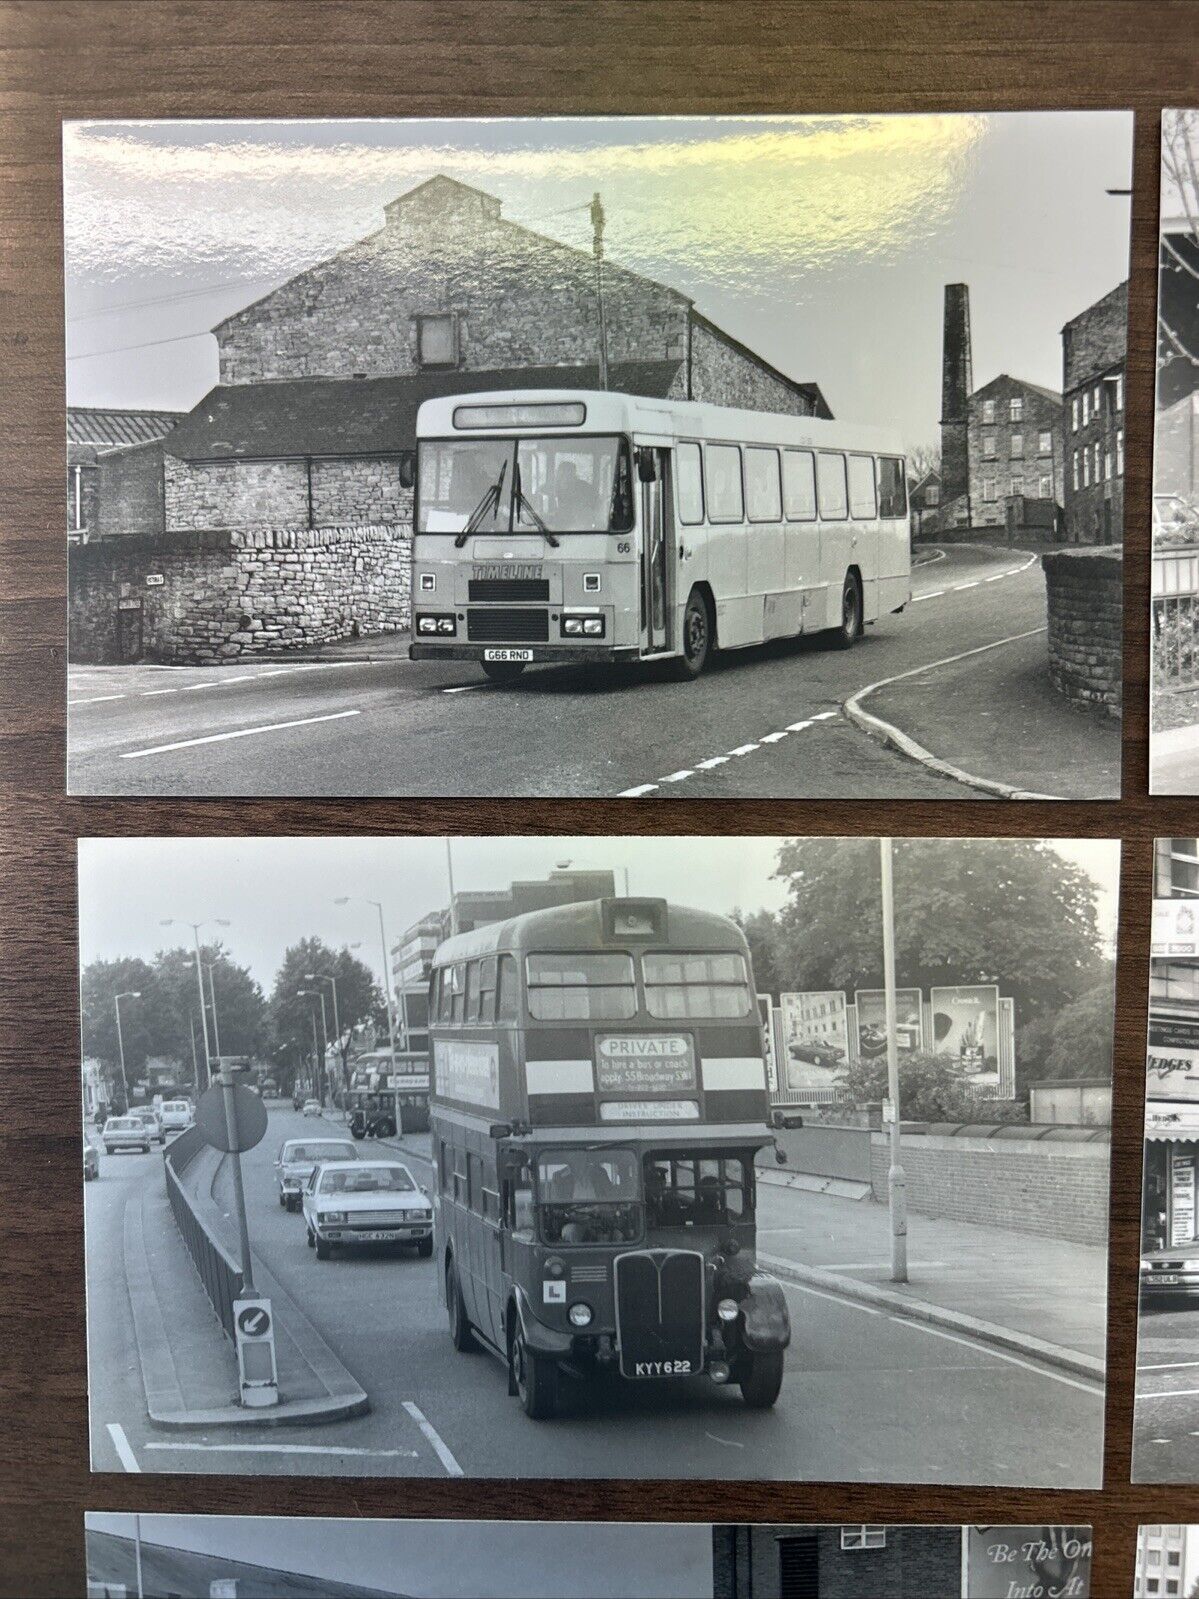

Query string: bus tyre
[671,588,713,679]
[738,1349,785,1409]
[830,572,862,649]
[481,661,527,686]
[446,1259,477,1352]
[510,1323,559,1420]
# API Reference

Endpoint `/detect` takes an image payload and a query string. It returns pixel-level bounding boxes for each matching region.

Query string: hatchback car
[303,1160,434,1259]
[302,1099,321,1117]
[274,1138,360,1212]
[159,1099,194,1133]
[103,1116,153,1155]
[128,1106,166,1145]
[83,1142,99,1180]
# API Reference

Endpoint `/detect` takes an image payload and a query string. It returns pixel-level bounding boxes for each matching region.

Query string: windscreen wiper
[513,462,560,547]
[455,459,508,548]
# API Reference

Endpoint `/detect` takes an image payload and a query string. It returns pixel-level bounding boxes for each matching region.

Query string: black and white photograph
[80,834,1117,1486]
[83,1512,1096,1599]
[63,113,1131,800]
[1151,111,1199,794]
[1135,1525,1199,1599]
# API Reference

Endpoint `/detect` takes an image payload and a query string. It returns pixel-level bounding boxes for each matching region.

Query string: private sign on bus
[428,895,800,1420]
[409,389,912,684]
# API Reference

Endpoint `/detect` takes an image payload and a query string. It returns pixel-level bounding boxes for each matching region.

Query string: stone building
[1062,280,1128,545]
[66,406,181,541]
[909,467,943,538]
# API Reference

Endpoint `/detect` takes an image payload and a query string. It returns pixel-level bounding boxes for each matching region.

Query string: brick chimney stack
[940,283,973,523]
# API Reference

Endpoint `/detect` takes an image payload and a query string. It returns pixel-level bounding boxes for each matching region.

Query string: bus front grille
[466,608,550,643]
[468,578,550,602]
[614,1249,705,1379]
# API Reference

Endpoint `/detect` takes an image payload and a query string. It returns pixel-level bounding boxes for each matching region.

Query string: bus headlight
[717,1298,740,1323]
[568,1302,593,1328]
[417,613,456,636]
[561,613,605,639]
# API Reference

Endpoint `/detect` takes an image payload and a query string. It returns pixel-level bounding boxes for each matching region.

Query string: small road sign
[195,1082,268,1153]
[237,1302,272,1340]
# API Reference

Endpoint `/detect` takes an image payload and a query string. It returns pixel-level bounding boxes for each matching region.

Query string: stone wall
[1042,545,1123,716]
[163,455,414,534]
[868,1129,1110,1245]
[68,524,410,664]
[679,316,819,416]
[95,441,166,539]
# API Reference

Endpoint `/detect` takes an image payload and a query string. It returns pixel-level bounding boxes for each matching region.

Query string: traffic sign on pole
[232,1293,278,1409]
[195,1082,267,1153]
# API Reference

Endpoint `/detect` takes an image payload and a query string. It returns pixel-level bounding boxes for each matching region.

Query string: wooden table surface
[0,4,1195,1594]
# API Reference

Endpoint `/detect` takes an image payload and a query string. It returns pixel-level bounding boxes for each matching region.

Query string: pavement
[66,545,1086,799]
[1134,1302,1199,1481]
[86,1103,1106,1485]
[1151,720,1199,794]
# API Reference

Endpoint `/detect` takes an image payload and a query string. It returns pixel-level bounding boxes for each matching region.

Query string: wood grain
[0,4,1194,1594]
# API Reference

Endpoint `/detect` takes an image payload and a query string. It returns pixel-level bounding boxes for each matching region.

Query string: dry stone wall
[1042,545,1123,717]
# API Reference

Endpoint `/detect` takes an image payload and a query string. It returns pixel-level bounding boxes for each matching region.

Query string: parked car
[789,1037,844,1068]
[303,1159,434,1260]
[302,1099,321,1117]
[103,1116,153,1155]
[274,1138,360,1212]
[83,1142,99,1180]
[159,1099,194,1134]
[128,1106,166,1145]
[1142,1243,1199,1302]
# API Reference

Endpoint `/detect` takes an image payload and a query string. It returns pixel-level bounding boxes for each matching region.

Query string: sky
[84,1513,713,1598]
[63,113,1133,449]
[76,836,1120,992]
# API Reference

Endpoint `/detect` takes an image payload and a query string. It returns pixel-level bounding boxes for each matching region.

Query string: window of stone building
[1092,382,1102,413]
[983,477,997,502]
[1104,447,1112,482]
[1116,372,1125,410]
[1009,395,1023,422]
[782,449,817,521]
[703,443,744,523]
[676,441,704,525]
[1010,475,1024,498]
[1071,396,1080,431]
[745,446,783,523]
[1083,450,1091,487]
[982,399,996,424]
[1010,432,1023,457]
[1094,440,1103,481]
[1082,391,1090,426]
[982,432,996,459]
[840,1527,887,1551]
[1038,429,1052,455]
[417,313,458,367]
[1117,428,1124,475]
[847,454,877,519]
[1073,450,1081,491]
[925,483,939,506]
[815,451,848,520]
[1040,474,1052,498]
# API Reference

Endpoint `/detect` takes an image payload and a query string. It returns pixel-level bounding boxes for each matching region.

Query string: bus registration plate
[483,648,533,662]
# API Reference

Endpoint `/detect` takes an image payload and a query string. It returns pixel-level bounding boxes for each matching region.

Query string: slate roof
[85,1532,408,1599]
[66,406,185,447]
[970,373,1063,407]
[163,362,685,461]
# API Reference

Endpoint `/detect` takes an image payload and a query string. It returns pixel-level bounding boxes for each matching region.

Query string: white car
[274,1138,359,1212]
[159,1099,194,1133]
[103,1115,153,1155]
[128,1105,166,1145]
[303,1160,434,1259]
[302,1099,322,1117]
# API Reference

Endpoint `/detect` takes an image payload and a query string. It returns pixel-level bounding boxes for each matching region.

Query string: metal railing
[163,1124,243,1340]
[1154,547,1199,686]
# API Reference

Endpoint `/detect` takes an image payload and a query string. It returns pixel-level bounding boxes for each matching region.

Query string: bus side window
[438,1138,452,1196]
[453,1148,468,1205]
[744,447,782,523]
[675,440,705,525]
[878,456,908,519]
[478,955,498,1024]
[495,954,519,1023]
[703,443,744,524]
[782,449,816,521]
[451,964,466,1024]
[467,1152,483,1212]
[465,961,480,1023]
[506,1161,534,1240]
[435,968,453,1025]
[848,454,877,519]
[816,452,848,520]
[429,968,440,1024]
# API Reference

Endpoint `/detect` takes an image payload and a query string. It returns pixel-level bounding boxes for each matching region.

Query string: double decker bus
[428,896,799,1419]
[410,388,911,684]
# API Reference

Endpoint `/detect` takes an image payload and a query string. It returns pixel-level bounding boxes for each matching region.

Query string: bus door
[638,447,671,653]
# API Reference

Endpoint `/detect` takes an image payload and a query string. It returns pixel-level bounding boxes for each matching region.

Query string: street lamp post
[297,990,328,1105]
[305,972,344,1098]
[335,896,403,1137]
[879,837,908,1284]
[205,962,222,1067]
[113,990,140,1111]
[160,918,229,1092]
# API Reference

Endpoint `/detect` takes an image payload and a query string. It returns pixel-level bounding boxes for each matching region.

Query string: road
[1134,1303,1199,1481]
[68,546,1041,797]
[87,1105,1104,1484]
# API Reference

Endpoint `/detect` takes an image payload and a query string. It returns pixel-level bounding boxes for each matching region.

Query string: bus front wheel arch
[669,585,716,680]
[828,569,863,650]
[738,1347,785,1408]
[508,1316,560,1420]
[446,1256,477,1352]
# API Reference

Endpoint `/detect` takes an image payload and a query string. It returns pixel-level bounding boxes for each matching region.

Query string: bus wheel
[670,587,713,679]
[446,1259,477,1352]
[738,1349,785,1408]
[481,661,527,686]
[510,1323,559,1420]
[829,572,862,649]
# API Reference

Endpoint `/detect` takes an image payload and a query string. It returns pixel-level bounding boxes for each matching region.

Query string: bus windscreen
[418,436,632,534]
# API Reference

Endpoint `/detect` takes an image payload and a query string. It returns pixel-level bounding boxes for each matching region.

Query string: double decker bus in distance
[429,896,798,1419]
[410,388,911,683]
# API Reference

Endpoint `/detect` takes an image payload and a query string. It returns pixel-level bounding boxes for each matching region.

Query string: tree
[1037,972,1116,1082]
[735,907,785,997]
[906,441,941,485]
[836,1049,1024,1123]
[767,838,1107,1037]
[80,956,159,1110]
[269,938,384,1095]
[152,942,268,1086]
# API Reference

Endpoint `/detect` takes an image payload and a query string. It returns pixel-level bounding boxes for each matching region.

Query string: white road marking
[145,1442,419,1457]
[443,683,486,694]
[119,709,361,759]
[617,782,660,797]
[1140,1387,1199,1401]
[985,572,1006,581]
[811,711,838,721]
[954,580,981,590]
[912,590,944,602]
[183,681,220,691]
[778,1280,882,1317]
[402,1400,465,1476]
[913,1319,1101,1395]
[760,731,789,744]
[1140,1361,1199,1372]
[106,1422,141,1472]
[660,769,694,782]
[704,1432,746,1448]
[141,687,179,696]
[695,755,730,769]
[785,720,813,732]
[728,742,759,757]
[69,694,126,705]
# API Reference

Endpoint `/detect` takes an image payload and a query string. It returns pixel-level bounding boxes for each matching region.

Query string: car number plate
[365,1230,399,1240]
[1157,1273,1183,1284]
[483,648,533,662]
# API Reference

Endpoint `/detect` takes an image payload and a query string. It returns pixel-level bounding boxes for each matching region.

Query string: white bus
[410,389,911,684]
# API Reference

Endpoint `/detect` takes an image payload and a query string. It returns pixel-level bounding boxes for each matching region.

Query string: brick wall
[712,1525,961,1599]
[1042,545,1123,717]
[68,524,410,664]
[163,455,414,534]
[868,1130,1110,1245]
[215,176,690,385]
[680,317,818,416]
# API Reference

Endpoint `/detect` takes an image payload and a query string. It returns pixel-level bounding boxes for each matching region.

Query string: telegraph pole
[591,191,609,391]
[880,838,908,1283]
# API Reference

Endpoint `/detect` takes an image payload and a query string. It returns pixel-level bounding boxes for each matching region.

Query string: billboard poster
[853,988,924,1057]
[777,991,849,1093]
[1152,895,1199,957]
[965,1526,1091,1597]
[758,995,779,1096]
[1147,1012,1199,1102]
[929,984,1001,1090]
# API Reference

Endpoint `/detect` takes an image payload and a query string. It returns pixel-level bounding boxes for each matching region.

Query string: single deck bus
[428,896,800,1419]
[410,389,911,684]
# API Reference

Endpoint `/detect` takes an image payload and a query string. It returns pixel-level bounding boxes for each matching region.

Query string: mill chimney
[940,283,973,523]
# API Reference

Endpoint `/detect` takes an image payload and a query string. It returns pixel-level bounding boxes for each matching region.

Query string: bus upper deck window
[816,452,848,520]
[496,954,519,1023]
[676,442,704,525]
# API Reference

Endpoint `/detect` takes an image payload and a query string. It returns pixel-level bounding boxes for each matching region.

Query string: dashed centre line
[618,711,838,797]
